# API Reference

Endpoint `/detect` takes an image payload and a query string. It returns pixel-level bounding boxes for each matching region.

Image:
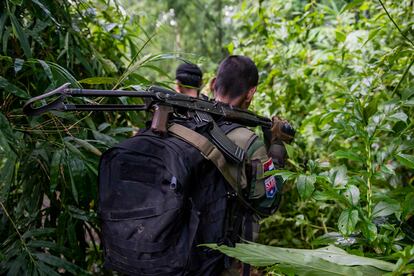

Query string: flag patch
[263,158,276,198]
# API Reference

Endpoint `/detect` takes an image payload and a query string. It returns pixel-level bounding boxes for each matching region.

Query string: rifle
[23,83,273,163]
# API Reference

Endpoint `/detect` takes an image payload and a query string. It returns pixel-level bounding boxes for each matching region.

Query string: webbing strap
[168,123,267,217]
[168,123,239,191]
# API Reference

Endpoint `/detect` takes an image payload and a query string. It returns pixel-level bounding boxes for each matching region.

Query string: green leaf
[270,169,296,181]
[92,130,118,147]
[36,262,60,276]
[37,59,54,83]
[0,76,29,98]
[332,165,348,187]
[312,232,357,247]
[296,174,316,199]
[14,58,24,74]
[402,192,414,219]
[395,153,414,169]
[65,158,79,204]
[9,12,32,58]
[228,42,234,54]
[27,240,67,254]
[361,220,377,242]
[50,150,62,193]
[7,254,25,276]
[34,253,85,275]
[32,0,60,26]
[44,61,81,88]
[372,201,400,218]
[71,138,102,156]
[10,0,23,5]
[284,143,297,161]
[203,242,395,275]
[335,31,346,42]
[343,185,360,206]
[338,209,359,236]
[389,112,408,123]
[22,228,55,239]
[78,77,117,85]
[333,150,363,163]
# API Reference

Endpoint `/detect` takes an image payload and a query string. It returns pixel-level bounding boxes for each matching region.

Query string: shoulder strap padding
[225,127,257,152]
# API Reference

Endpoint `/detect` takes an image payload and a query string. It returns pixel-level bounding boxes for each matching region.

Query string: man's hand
[268,116,295,167]
[271,116,295,144]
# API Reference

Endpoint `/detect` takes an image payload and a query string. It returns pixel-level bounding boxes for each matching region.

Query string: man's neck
[215,95,245,109]
[179,87,198,98]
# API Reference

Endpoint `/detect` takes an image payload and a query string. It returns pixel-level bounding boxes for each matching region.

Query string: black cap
[175,63,203,88]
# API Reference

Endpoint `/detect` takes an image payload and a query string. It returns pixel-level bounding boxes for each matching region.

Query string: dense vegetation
[0,0,413,274]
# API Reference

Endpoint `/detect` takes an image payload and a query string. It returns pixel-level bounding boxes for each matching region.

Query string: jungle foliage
[0,0,413,275]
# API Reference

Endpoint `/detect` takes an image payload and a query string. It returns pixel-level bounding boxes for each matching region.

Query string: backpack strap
[168,123,239,192]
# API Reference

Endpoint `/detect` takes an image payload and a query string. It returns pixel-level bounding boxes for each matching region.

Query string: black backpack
[98,121,244,275]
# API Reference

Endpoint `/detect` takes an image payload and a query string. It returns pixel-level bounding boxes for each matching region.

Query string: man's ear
[246,86,257,102]
[210,77,216,94]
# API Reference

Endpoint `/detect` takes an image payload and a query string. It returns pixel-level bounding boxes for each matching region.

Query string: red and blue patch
[263,158,277,199]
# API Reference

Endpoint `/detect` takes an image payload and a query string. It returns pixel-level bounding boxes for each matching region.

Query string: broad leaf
[338,209,359,235]
[203,242,395,275]
[296,174,316,199]
[372,201,400,218]
[361,220,377,242]
[343,185,360,206]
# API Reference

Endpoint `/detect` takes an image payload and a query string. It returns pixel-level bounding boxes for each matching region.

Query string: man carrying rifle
[190,55,294,275]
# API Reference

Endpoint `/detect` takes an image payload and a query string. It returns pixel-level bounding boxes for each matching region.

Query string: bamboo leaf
[9,12,32,58]
[36,262,60,276]
[6,254,25,276]
[32,0,60,26]
[37,59,55,83]
[22,228,55,239]
[34,253,85,275]
[72,138,102,156]
[43,61,81,88]
[0,76,29,98]
[78,77,117,85]
[0,13,8,40]
[50,150,62,193]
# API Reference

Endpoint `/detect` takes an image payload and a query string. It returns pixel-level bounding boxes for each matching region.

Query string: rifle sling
[194,111,245,163]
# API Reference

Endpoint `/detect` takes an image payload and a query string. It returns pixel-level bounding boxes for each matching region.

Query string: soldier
[175,62,209,99]
[190,55,294,275]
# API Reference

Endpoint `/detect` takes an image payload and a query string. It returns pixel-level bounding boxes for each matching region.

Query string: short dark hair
[175,63,203,88]
[214,55,258,99]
